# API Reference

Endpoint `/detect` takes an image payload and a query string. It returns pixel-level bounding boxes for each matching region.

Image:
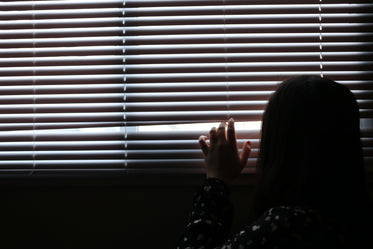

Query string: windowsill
[0,171,372,188]
[0,172,259,188]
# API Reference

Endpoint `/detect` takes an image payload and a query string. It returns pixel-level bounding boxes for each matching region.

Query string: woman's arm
[176,178,233,249]
[176,119,251,248]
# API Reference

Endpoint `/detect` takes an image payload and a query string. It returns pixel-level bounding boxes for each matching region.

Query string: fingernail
[199,135,207,141]
[247,141,252,149]
[228,118,234,127]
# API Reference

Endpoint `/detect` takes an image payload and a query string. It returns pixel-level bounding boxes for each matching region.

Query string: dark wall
[0,174,371,249]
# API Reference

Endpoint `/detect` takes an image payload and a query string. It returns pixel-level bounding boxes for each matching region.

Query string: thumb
[239,141,251,166]
[199,135,209,157]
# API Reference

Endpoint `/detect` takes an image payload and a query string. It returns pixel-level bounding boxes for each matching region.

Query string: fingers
[203,120,234,157]
[239,140,252,166]
[199,135,209,157]
[217,122,226,143]
[227,118,237,148]
[209,127,218,146]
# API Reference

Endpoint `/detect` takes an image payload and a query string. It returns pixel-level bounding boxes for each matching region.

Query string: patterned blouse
[176,178,339,249]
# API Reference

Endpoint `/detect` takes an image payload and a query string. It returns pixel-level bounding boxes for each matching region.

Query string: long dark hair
[252,75,368,245]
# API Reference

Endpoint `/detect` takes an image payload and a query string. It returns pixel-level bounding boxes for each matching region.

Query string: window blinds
[123,0,373,175]
[0,0,372,176]
[0,0,126,175]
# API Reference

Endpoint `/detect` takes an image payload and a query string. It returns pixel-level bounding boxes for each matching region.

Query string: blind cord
[123,0,128,172]
[223,0,231,120]
[31,0,36,175]
[319,0,324,78]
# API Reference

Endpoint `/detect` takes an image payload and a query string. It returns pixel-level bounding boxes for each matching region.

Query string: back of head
[253,75,368,247]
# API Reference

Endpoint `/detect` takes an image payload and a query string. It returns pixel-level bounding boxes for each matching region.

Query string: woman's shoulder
[257,205,323,232]
[264,206,321,222]
[239,206,336,248]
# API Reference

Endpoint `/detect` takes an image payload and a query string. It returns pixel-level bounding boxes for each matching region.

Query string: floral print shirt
[176,178,338,249]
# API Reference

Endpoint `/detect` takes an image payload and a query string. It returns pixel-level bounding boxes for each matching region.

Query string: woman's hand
[199,118,251,184]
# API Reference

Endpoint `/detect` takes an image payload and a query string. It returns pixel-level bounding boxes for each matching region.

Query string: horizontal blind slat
[0,112,124,123]
[1,103,123,111]
[124,13,373,24]
[0,131,125,141]
[0,0,123,7]
[0,46,124,56]
[125,110,263,122]
[125,71,373,82]
[124,3,372,11]
[125,42,373,54]
[0,160,126,168]
[125,81,373,91]
[124,90,373,101]
[0,84,124,94]
[0,17,124,27]
[123,33,373,42]
[0,122,125,132]
[0,141,126,150]
[124,52,373,61]
[0,93,125,104]
[0,56,124,64]
[0,36,124,46]
[0,8,123,17]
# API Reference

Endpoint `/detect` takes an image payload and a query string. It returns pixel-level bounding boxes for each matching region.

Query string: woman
[176,75,370,249]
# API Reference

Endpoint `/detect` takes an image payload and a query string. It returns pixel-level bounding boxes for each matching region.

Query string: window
[1,0,372,177]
